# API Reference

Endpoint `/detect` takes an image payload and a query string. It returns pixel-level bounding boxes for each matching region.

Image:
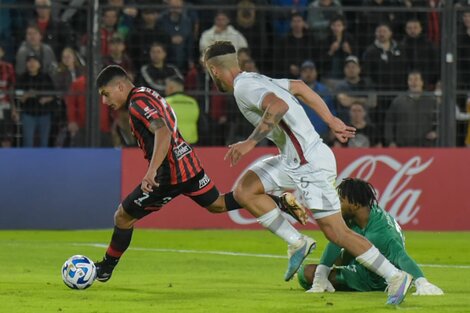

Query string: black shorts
[122,170,220,219]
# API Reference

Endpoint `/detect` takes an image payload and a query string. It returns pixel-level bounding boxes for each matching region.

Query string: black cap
[26,53,41,64]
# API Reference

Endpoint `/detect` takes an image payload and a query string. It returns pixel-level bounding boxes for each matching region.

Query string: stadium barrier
[1,148,468,230]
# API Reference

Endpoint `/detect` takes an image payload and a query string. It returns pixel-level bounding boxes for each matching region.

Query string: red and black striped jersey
[127,87,203,185]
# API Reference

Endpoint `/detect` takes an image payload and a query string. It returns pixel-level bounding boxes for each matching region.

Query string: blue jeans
[22,113,51,147]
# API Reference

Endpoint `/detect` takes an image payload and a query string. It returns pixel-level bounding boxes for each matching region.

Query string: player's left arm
[225,93,288,166]
[141,118,172,193]
[289,80,356,143]
[386,240,444,295]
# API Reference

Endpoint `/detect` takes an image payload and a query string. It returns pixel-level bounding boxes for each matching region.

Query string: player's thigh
[122,184,181,219]
[182,170,221,210]
[293,144,340,218]
[336,262,387,292]
[247,155,296,196]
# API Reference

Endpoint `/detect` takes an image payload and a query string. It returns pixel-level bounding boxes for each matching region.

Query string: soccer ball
[61,255,96,289]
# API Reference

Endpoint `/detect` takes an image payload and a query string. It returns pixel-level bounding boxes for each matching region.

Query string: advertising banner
[121,148,470,231]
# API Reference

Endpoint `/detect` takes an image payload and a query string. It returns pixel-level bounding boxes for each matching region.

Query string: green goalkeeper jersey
[320,205,424,279]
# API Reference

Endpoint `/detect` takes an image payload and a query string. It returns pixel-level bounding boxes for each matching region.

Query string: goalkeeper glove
[413,277,444,295]
[306,264,335,293]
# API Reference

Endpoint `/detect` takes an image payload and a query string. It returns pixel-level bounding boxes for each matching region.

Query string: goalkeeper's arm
[388,240,443,295]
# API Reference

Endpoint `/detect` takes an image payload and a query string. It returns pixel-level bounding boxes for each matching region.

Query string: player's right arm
[225,92,288,166]
[141,118,171,193]
[289,80,356,143]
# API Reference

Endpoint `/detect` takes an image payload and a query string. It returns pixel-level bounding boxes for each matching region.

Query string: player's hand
[141,170,159,193]
[224,140,257,167]
[306,278,335,293]
[413,278,444,295]
[327,116,356,143]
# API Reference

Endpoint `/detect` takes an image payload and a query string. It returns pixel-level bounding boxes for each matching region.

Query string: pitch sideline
[74,242,470,270]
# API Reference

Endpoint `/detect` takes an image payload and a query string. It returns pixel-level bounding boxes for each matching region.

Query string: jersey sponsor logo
[198,174,210,189]
[143,106,158,119]
[173,142,192,160]
[338,155,434,226]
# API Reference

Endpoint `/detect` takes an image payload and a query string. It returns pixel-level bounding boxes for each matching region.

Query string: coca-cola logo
[228,154,433,226]
[339,155,433,225]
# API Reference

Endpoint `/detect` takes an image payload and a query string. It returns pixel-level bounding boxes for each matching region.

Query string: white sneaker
[284,236,316,281]
[386,271,413,305]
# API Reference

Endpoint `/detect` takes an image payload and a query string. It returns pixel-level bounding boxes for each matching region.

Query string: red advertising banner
[122,148,470,231]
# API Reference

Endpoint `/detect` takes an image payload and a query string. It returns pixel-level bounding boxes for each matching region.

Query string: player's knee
[114,205,135,229]
[205,196,226,214]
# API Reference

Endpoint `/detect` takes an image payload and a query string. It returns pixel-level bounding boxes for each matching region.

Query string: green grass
[1,230,469,313]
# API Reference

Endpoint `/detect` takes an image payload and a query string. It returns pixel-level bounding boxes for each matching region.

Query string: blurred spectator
[102,34,135,80]
[33,0,75,57]
[362,23,406,92]
[136,42,182,96]
[298,60,336,142]
[321,15,355,81]
[273,13,318,78]
[98,7,119,57]
[16,24,57,76]
[53,47,85,92]
[51,47,85,146]
[335,103,381,148]
[164,75,200,144]
[457,11,470,90]
[358,0,399,54]
[384,71,438,147]
[199,10,248,55]
[466,96,470,147]
[237,47,252,66]
[127,7,170,70]
[307,0,342,41]
[237,47,259,72]
[16,54,56,147]
[0,0,29,62]
[158,0,195,73]
[425,0,443,46]
[106,0,138,39]
[65,75,114,147]
[0,45,16,147]
[335,55,376,124]
[240,58,258,72]
[271,0,308,37]
[400,18,439,87]
[233,0,269,71]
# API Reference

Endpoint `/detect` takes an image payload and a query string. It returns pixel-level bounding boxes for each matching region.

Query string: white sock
[257,207,302,245]
[355,246,400,283]
[314,264,331,281]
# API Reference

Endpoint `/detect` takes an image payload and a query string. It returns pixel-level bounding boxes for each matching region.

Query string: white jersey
[233,72,321,167]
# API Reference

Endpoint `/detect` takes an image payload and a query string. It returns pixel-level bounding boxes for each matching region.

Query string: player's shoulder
[129,87,164,105]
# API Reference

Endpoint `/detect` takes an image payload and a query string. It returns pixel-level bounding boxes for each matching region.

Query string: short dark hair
[150,41,167,52]
[96,65,130,88]
[204,41,236,61]
[337,178,378,208]
[166,75,184,87]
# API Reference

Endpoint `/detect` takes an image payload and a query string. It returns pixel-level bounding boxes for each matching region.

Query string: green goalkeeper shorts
[335,261,388,292]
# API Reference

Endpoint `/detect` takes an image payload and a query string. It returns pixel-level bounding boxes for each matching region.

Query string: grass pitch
[1,230,469,313]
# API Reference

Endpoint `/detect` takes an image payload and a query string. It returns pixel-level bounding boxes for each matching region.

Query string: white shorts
[249,143,340,219]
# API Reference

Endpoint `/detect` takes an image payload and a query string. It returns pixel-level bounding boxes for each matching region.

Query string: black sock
[268,194,281,207]
[105,226,133,264]
[224,192,243,211]
[224,192,281,211]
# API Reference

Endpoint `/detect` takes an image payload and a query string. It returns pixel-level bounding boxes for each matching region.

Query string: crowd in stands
[0,0,470,148]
